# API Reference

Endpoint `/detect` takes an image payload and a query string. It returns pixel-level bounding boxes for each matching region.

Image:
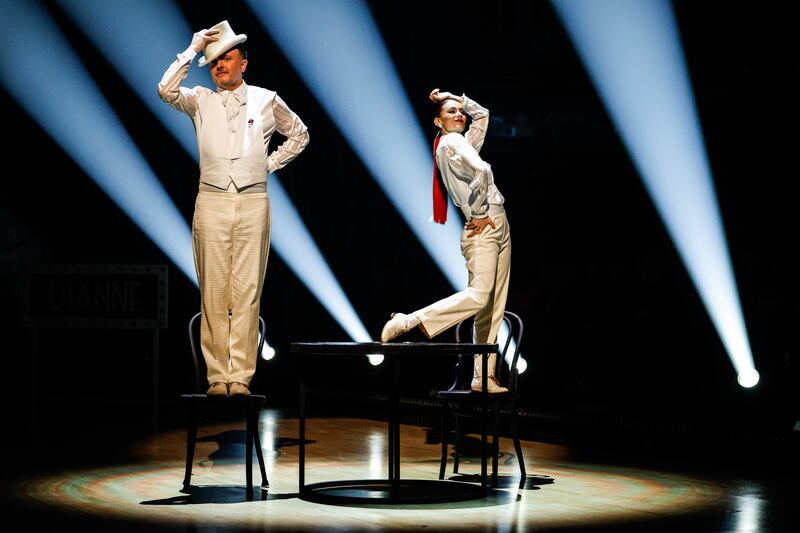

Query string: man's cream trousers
[192,190,270,385]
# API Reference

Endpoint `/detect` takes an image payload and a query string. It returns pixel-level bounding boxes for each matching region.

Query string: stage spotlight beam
[246,0,525,371]
[269,179,376,344]
[0,0,194,282]
[551,0,757,386]
[55,0,207,157]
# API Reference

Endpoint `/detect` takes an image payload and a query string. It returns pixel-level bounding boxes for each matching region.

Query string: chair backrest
[188,312,267,393]
[453,311,525,395]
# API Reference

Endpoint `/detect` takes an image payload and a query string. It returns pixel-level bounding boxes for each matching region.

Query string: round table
[291,341,498,504]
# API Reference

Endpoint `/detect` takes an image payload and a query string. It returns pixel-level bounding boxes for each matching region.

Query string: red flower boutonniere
[248,119,254,128]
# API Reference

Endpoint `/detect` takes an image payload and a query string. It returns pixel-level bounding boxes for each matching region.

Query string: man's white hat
[198,20,247,67]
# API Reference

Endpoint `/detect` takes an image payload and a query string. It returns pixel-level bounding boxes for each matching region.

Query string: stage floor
[2,408,795,532]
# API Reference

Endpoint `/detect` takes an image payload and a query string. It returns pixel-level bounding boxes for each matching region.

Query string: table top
[290,341,498,356]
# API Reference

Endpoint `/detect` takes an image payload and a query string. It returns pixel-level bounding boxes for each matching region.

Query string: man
[158,20,309,397]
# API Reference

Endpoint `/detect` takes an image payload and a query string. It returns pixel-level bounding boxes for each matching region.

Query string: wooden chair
[181,312,269,498]
[437,311,527,488]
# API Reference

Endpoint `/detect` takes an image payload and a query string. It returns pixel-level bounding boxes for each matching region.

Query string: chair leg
[492,399,500,487]
[245,411,254,500]
[253,422,270,488]
[182,405,198,493]
[453,413,462,474]
[510,407,526,488]
[439,407,448,480]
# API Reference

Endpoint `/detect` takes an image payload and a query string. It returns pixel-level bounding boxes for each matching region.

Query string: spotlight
[552,0,757,386]
[261,343,276,361]
[736,369,759,389]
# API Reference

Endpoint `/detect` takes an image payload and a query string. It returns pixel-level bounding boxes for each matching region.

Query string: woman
[381,89,511,393]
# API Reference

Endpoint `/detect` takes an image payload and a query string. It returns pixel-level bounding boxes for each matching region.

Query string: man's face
[210,48,247,90]
[434,99,466,134]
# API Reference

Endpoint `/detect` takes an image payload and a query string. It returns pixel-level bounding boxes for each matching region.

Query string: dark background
[2,0,798,452]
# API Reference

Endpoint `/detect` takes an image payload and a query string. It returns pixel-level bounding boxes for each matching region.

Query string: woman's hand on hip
[465,216,495,237]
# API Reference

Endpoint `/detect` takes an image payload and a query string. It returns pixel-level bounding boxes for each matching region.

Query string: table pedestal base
[300,478,486,504]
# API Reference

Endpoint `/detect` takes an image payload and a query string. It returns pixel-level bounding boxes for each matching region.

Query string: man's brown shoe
[207,382,228,397]
[229,382,250,397]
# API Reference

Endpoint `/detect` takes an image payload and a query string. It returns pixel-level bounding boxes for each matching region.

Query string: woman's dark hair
[434,99,448,118]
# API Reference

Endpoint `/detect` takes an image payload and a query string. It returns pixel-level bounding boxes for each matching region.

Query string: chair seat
[181,393,267,422]
[181,393,267,402]
[437,389,514,401]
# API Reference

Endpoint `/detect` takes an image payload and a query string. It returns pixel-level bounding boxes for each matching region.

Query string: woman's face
[434,99,466,134]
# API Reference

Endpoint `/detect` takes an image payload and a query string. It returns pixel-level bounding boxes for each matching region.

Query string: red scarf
[432,134,447,224]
